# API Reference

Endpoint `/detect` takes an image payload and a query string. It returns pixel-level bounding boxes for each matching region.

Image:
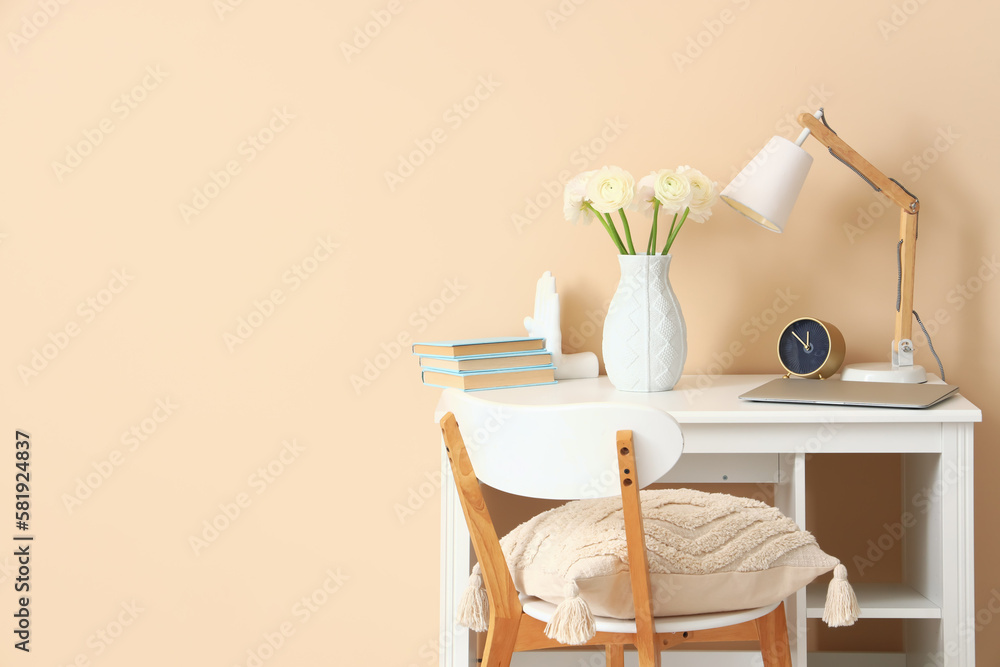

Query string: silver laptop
[739,378,960,409]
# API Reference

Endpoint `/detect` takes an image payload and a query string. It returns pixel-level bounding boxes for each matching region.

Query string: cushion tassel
[544,582,596,645]
[455,565,489,632]
[823,564,860,627]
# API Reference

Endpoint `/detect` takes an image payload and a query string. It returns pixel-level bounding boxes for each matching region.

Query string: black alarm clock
[776,318,846,379]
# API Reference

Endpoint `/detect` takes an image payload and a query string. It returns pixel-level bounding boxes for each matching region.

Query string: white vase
[602,254,687,392]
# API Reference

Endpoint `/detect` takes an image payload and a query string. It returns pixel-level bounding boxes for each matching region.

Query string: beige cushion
[499,488,837,619]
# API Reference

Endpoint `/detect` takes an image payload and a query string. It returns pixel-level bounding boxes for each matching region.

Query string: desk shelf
[806,582,941,619]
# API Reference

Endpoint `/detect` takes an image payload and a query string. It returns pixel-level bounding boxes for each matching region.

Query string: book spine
[420,379,558,392]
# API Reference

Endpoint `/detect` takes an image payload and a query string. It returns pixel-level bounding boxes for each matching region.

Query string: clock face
[778,318,834,377]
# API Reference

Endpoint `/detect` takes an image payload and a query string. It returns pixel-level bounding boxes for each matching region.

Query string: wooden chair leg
[605,644,625,667]
[755,602,792,667]
[618,431,661,667]
[481,617,521,667]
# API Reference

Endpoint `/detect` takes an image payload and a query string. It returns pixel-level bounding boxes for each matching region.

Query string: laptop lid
[739,378,960,409]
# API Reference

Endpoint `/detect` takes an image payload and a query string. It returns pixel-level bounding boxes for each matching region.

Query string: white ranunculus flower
[586,166,634,214]
[678,165,718,223]
[632,169,692,215]
[631,173,657,213]
[652,169,692,214]
[563,170,598,224]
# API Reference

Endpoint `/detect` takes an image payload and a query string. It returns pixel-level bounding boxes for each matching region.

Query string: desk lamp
[720,108,942,383]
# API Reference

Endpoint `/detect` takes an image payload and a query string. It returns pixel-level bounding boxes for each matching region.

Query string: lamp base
[841,362,927,384]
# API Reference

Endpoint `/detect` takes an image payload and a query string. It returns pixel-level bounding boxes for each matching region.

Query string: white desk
[435,375,981,667]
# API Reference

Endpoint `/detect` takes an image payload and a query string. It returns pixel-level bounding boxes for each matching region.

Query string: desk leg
[950,423,977,667]
[775,451,807,667]
[903,424,975,667]
[441,437,474,667]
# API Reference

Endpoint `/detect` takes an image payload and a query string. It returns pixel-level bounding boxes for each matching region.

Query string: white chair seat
[519,594,780,634]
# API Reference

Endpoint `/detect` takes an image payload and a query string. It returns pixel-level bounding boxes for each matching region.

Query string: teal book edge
[420,377,558,392]
[421,364,556,377]
[410,336,544,353]
[419,362,552,374]
[416,349,551,362]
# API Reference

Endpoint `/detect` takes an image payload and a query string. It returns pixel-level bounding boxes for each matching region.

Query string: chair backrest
[439,389,683,500]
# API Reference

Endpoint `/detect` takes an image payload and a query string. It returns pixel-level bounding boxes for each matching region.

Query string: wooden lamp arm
[796,112,920,357]
[797,113,918,214]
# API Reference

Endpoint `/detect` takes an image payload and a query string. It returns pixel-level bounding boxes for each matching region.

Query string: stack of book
[413,337,557,391]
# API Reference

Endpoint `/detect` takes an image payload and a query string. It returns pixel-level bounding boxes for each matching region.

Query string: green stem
[665,212,679,246]
[599,218,626,254]
[661,207,690,255]
[647,201,660,255]
[586,203,627,254]
[603,213,628,254]
[618,209,635,255]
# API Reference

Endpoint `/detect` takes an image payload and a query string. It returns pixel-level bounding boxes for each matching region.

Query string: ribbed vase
[602,254,687,392]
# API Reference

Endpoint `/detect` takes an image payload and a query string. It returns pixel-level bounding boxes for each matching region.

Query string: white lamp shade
[720,136,813,233]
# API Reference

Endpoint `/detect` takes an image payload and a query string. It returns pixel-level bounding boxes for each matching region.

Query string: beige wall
[3,0,997,664]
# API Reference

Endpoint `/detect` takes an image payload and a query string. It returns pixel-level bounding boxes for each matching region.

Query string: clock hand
[791,331,808,349]
[806,331,810,350]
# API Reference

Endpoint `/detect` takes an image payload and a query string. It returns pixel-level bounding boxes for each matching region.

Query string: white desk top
[435,375,981,425]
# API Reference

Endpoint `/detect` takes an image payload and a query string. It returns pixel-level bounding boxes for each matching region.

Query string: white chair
[439,392,793,667]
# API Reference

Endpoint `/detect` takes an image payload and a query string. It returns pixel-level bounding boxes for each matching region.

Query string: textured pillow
[456,488,858,644]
